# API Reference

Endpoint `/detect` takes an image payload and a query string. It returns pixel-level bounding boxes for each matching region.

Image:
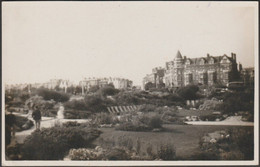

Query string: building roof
[183,55,235,65]
[175,50,183,59]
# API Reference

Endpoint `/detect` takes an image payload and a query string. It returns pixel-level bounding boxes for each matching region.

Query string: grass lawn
[94,124,253,159]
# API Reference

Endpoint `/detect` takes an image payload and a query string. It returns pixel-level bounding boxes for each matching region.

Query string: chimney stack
[232,53,236,62]
[207,53,210,58]
[239,63,242,72]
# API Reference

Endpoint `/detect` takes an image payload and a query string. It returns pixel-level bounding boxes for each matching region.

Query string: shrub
[229,128,254,160]
[64,109,91,119]
[190,150,219,160]
[138,104,157,112]
[105,147,131,160]
[176,84,200,100]
[25,96,57,116]
[36,88,70,102]
[14,115,34,132]
[88,85,100,93]
[144,82,156,91]
[198,98,223,111]
[99,86,120,96]
[116,122,151,132]
[220,151,244,160]
[91,112,118,125]
[148,116,162,129]
[219,91,254,115]
[84,95,107,113]
[197,128,254,160]
[67,147,132,160]
[114,91,143,105]
[64,100,87,111]
[6,143,22,160]
[157,143,176,160]
[62,121,81,127]
[21,127,101,160]
[116,112,162,131]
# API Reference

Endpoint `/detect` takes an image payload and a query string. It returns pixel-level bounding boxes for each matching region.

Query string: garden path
[11,111,90,144]
[185,116,254,126]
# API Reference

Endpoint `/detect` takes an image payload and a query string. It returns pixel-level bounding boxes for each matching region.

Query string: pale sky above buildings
[2,1,258,86]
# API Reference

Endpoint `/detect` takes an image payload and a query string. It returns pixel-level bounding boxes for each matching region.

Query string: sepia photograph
[1,1,259,166]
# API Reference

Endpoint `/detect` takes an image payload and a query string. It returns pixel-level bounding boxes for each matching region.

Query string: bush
[157,143,176,160]
[25,96,57,117]
[114,91,144,105]
[219,91,254,115]
[144,82,156,91]
[138,104,157,112]
[21,127,101,160]
[116,112,162,131]
[116,122,151,132]
[99,86,120,96]
[198,98,223,111]
[62,121,81,127]
[176,84,200,100]
[229,128,254,160]
[140,115,162,129]
[64,100,87,111]
[67,146,133,160]
[64,109,91,119]
[14,115,34,132]
[197,128,254,160]
[37,88,70,102]
[91,112,118,125]
[84,95,107,113]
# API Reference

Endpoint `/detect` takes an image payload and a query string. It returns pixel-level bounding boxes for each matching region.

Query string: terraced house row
[143,50,246,89]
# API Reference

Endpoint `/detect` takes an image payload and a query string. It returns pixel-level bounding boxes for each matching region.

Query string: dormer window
[186,60,191,65]
[209,58,214,64]
[200,59,205,65]
[221,56,230,64]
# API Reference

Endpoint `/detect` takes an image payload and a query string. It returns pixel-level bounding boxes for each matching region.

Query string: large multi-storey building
[143,50,240,89]
[143,67,165,89]
[240,67,254,87]
[80,77,133,91]
[165,51,240,88]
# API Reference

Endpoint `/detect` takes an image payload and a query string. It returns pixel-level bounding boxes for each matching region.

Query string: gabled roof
[175,50,182,59]
[183,55,234,65]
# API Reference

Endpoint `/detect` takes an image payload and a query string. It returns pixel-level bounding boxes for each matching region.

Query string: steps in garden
[107,105,142,114]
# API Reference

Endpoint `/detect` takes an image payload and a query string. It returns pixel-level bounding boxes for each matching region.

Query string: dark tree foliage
[84,95,108,112]
[176,84,200,100]
[144,82,156,91]
[88,85,100,93]
[36,88,70,102]
[219,90,254,115]
[21,127,101,160]
[99,86,120,96]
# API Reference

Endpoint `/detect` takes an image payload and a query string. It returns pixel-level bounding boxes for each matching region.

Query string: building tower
[173,50,184,87]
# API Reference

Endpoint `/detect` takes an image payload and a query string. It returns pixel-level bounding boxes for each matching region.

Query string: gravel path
[185,116,254,126]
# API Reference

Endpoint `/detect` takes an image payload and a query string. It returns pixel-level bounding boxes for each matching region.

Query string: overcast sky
[2,2,258,86]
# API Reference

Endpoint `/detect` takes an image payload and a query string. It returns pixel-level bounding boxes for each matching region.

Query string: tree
[144,82,155,91]
[99,86,119,96]
[88,85,100,93]
[176,84,200,100]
